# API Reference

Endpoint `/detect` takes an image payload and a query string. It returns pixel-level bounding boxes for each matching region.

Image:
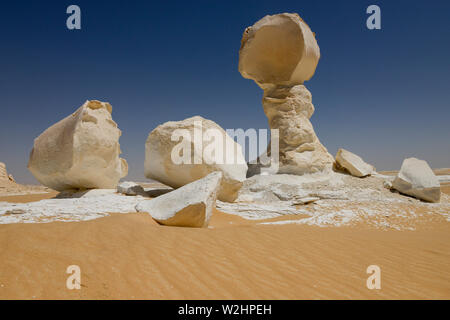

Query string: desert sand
[0,185,449,300]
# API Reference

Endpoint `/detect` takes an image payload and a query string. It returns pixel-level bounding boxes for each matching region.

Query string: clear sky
[1,0,449,184]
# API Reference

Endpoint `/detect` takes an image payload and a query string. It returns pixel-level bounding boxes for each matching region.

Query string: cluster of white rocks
[0,13,445,228]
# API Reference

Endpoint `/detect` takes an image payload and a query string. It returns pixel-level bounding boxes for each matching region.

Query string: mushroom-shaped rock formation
[239,13,334,175]
[28,100,128,190]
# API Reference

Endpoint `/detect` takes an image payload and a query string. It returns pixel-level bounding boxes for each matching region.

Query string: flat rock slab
[136,172,222,228]
[0,190,143,224]
[335,148,375,177]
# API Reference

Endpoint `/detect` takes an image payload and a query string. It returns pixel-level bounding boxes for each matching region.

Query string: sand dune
[0,174,449,300]
[0,207,449,300]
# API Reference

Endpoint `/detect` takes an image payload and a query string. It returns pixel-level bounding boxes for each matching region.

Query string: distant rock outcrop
[239,13,334,175]
[28,100,128,191]
[335,148,375,177]
[144,116,247,202]
[0,162,15,183]
[392,158,441,203]
[136,172,222,228]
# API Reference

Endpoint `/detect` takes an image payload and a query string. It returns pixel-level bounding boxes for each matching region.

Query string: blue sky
[0,0,449,183]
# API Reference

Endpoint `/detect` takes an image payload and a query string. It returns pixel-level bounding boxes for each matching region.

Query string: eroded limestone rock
[28,100,128,191]
[239,13,334,175]
[144,116,247,202]
[136,171,222,228]
[335,148,375,177]
[239,13,320,87]
[392,158,441,203]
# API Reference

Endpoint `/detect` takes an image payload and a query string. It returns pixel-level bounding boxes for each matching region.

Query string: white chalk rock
[117,181,145,196]
[335,148,375,177]
[0,163,7,181]
[28,100,128,191]
[136,171,222,227]
[392,158,441,203]
[239,13,320,87]
[0,162,14,183]
[383,180,393,189]
[262,85,334,175]
[145,116,247,202]
[239,14,334,175]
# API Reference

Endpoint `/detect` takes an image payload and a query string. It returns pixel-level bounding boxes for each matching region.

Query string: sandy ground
[0,199,449,299]
[0,172,449,300]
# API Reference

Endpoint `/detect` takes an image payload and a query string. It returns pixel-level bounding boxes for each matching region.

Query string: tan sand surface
[0,205,449,299]
[0,191,58,203]
[0,179,449,300]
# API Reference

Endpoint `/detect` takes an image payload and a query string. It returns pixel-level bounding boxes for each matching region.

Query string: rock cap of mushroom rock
[28,100,128,191]
[239,13,320,88]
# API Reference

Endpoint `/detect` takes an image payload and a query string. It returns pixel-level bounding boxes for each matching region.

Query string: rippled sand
[0,205,449,299]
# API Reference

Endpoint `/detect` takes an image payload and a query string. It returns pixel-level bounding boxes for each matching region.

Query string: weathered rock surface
[0,189,145,224]
[239,13,334,175]
[145,116,247,202]
[117,181,146,196]
[0,162,14,183]
[392,158,441,203]
[234,172,350,205]
[262,85,334,175]
[28,100,128,191]
[239,13,320,87]
[136,172,222,228]
[335,148,375,177]
[216,171,450,229]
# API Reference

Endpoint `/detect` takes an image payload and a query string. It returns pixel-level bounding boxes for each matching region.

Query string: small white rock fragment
[392,158,441,203]
[383,180,393,189]
[136,172,223,228]
[335,148,375,177]
[117,181,145,196]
